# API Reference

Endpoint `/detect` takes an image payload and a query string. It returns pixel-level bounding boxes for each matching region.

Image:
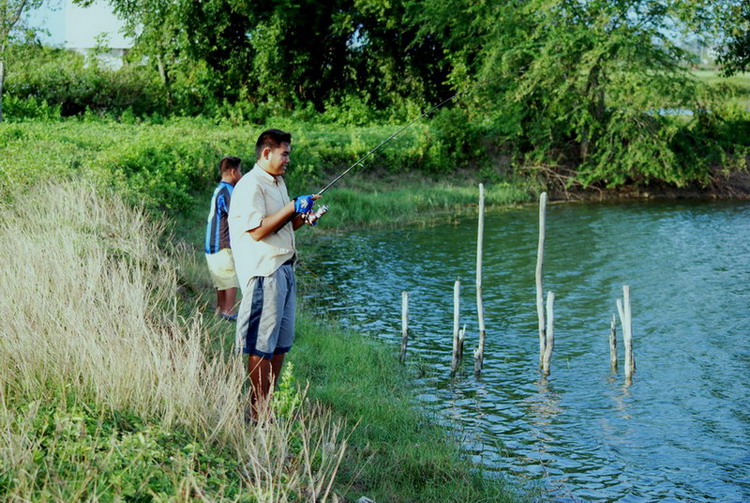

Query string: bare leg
[215,289,224,314]
[221,287,237,315]
[248,355,273,420]
[247,353,287,421]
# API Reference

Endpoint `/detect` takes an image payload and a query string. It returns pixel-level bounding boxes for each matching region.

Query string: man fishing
[228,94,461,421]
[228,128,321,421]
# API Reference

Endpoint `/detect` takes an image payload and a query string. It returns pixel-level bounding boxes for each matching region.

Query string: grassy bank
[305,171,533,230]
[290,313,528,502]
[0,176,530,501]
[0,182,350,501]
[0,118,506,214]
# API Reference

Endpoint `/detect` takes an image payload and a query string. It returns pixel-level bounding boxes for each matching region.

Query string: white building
[25,0,132,68]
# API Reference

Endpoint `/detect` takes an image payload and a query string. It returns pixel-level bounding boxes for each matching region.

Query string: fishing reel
[302,205,329,225]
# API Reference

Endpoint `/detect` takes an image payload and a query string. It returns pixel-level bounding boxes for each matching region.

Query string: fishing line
[317,90,468,195]
[285,81,487,228]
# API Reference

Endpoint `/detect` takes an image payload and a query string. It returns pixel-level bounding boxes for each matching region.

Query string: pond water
[302,200,750,502]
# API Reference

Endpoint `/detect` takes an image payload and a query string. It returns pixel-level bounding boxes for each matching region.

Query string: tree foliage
[716,1,750,76]
[413,0,743,187]
[88,0,451,114]
[0,0,45,121]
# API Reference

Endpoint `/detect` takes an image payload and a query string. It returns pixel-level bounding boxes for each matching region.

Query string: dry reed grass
[0,182,347,501]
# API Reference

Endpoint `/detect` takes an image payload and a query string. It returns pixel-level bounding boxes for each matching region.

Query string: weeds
[0,182,347,501]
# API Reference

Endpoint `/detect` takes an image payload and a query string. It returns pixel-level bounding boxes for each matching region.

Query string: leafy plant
[414,0,748,189]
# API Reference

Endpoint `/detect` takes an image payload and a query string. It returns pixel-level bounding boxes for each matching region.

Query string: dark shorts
[235,264,296,359]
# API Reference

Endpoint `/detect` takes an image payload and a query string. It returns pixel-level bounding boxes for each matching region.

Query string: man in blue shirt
[205,156,243,320]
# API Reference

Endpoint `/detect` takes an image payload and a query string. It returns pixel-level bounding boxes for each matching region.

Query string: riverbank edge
[279,173,750,235]
[175,200,535,502]
[287,307,535,503]
[546,172,750,202]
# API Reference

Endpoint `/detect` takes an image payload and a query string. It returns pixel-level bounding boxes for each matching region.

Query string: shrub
[4,45,166,117]
[1,95,61,121]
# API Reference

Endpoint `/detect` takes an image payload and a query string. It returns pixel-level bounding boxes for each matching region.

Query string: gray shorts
[235,263,296,359]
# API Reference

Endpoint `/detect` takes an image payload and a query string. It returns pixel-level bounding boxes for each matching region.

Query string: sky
[24,0,131,49]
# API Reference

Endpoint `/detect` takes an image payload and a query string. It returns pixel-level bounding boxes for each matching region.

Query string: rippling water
[302,200,750,502]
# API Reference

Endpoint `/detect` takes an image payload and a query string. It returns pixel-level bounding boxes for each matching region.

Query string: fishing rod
[317,91,464,195]
[292,87,474,226]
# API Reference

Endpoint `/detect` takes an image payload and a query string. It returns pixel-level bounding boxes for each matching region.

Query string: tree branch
[11,0,30,29]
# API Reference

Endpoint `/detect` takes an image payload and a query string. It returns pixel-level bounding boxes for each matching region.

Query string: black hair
[218,156,241,174]
[255,129,292,159]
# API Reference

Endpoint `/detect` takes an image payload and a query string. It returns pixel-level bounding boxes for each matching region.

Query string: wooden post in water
[474,183,487,376]
[609,313,617,371]
[616,285,635,382]
[458,325,466,362]
[541,291,555,375]
[536,192,548,369]
[451,279,461,374]
[400,291,409,363]
[623,285,635,380]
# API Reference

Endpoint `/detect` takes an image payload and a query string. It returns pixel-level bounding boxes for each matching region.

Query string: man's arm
[248,201,296,241]
[249,194,321,240]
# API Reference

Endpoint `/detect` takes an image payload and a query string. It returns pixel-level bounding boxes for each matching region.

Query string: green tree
[75,0,186,108]
[716,1,750,76]
[415,0,733,187]
[95,0,450,114]
[0,0,44,122]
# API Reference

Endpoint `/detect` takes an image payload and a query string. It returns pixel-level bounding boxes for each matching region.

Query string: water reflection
[302,200,750,501]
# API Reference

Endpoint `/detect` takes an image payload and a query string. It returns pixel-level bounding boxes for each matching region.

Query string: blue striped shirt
[205,181,234,254]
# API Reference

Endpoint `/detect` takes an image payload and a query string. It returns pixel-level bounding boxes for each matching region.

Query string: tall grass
[0,182,347,501]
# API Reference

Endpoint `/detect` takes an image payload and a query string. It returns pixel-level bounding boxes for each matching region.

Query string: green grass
[692,69,750,110]
[315,176,532,230]
[1,400,246,502]
[289,312,531,503]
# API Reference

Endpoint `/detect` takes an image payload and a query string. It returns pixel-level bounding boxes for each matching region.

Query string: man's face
[265,143,291,176]
[230,167,243,185]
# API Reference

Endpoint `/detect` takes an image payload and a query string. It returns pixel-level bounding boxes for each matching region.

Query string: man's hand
[294,195,316,213]
[291,194,322,230]
[303,204,328,226]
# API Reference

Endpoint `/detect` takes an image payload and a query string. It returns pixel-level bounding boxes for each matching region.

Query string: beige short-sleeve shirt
[229,164,295,291]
